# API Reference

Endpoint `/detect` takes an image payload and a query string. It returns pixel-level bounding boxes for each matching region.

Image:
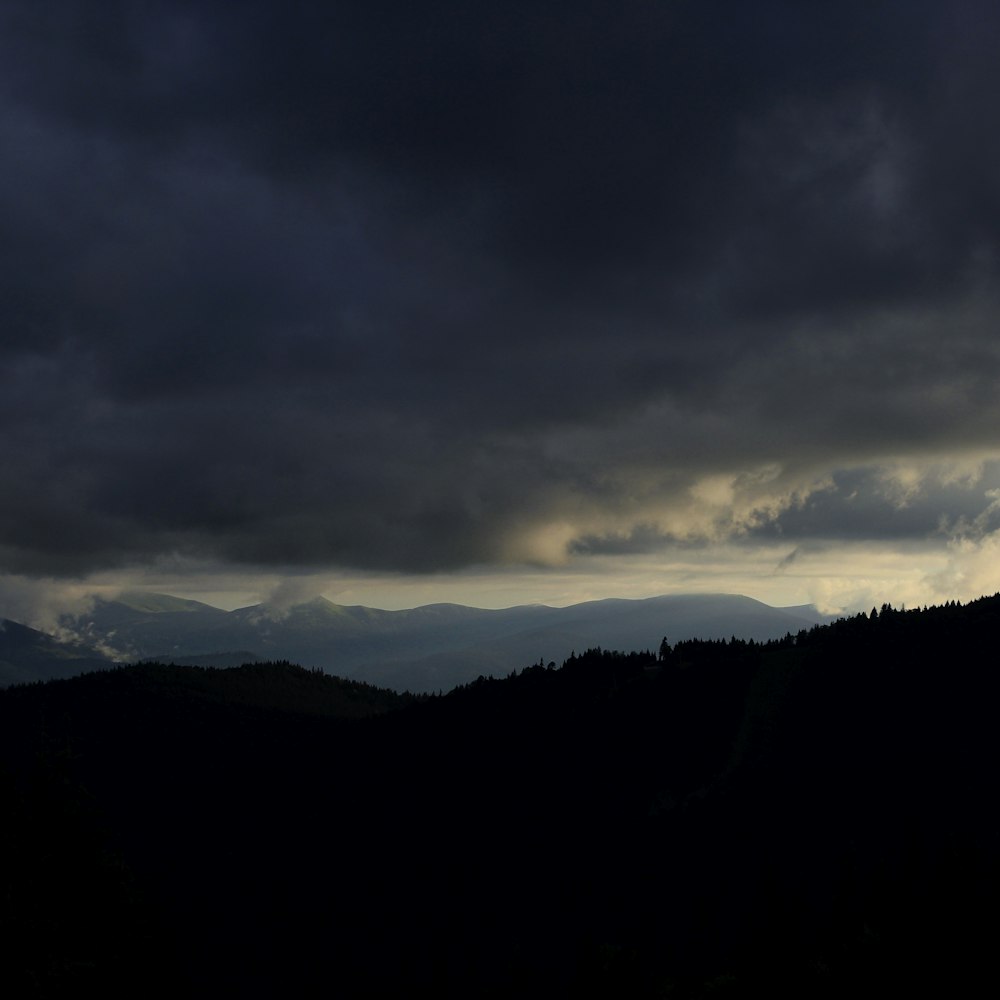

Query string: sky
[3,1,1000,627]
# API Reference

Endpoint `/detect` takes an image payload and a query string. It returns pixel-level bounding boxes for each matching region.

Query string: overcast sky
[3,1,1000,624]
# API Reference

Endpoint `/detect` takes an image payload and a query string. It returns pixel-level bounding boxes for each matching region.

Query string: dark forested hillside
[2,598,998,997]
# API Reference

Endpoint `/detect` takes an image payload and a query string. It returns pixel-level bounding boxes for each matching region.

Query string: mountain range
[2,592,834,691]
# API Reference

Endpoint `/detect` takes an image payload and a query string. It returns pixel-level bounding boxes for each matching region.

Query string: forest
[2,596,998,997]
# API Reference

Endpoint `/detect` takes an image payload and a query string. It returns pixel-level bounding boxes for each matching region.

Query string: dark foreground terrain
[2,598,998,997]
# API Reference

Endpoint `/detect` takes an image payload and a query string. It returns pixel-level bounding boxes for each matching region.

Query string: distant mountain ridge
[0,591,836,692]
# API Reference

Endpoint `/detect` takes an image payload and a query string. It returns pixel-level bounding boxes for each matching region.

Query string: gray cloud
[2,1,1000,588]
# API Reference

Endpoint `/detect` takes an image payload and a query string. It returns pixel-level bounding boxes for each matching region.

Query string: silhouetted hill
[0,660,413,997]
[2,596,997,997]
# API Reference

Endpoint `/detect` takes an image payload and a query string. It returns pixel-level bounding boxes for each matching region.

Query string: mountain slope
[0,618,112,686]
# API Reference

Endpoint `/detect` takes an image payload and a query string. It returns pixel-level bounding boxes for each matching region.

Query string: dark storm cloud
[748,464,1000,543]
[2,1,1000,578]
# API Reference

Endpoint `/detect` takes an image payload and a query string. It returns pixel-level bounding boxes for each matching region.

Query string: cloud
[0,1,999,608]
[923,487,1000,601]
[928,530,1000,604]
[253,577,332,621]
[0,574,101,635]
